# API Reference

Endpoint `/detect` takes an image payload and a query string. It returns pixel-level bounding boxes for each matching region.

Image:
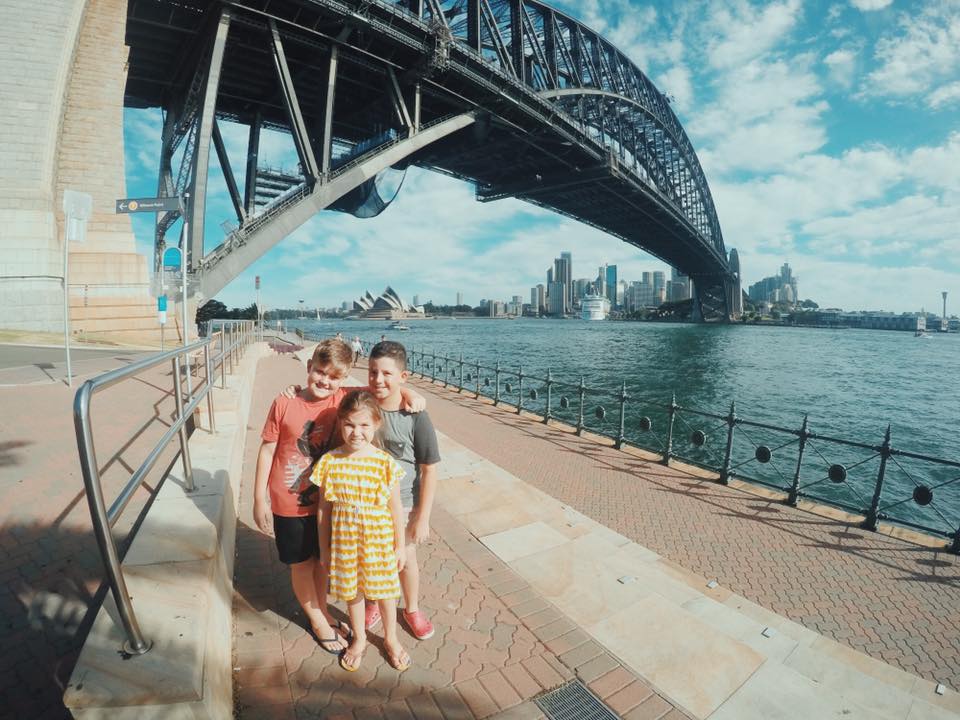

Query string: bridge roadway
[1,343,957,717]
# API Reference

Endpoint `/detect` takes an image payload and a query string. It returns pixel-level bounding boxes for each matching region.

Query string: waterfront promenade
[2,339,959,718]
[233,350,959,719]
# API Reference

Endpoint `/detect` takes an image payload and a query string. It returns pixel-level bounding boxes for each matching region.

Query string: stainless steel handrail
[73,319,255,655]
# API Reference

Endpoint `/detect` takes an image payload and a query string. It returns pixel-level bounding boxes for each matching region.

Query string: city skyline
[122,0,960,314]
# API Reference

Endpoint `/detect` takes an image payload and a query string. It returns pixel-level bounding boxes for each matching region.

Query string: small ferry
[389,322,411,331]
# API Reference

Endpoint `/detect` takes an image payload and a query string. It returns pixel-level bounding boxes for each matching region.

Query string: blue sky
[124,0,960,313]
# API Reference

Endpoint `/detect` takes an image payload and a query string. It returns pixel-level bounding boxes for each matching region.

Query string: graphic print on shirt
[287,419,331,507]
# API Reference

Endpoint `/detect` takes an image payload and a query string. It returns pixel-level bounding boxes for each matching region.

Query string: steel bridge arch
[126,0,737,318]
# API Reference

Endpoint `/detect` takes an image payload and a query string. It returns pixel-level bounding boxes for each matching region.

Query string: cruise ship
[581,294,610,320]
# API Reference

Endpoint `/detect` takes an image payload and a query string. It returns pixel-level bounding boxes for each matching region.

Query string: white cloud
[860,1,960,100]
[692,56,828,174]
[849,0,893,10]
[823,48,858,88]
[928,80,960,110]
[657,65,694,110]
[705,0,803,70]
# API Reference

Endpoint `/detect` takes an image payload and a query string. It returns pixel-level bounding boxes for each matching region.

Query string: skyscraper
[652,271,665,305]
[456,291,463,306]
[670,267,691,301]
[553,253,572,315]
[605,264,618,307]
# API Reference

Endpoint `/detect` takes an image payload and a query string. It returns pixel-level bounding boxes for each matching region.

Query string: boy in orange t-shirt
[253,338,423,653]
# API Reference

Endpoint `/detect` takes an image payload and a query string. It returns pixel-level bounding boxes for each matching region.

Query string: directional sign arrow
[115,196,181,214]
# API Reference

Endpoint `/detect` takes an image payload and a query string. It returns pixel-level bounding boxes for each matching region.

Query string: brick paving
[234,354,689,719]
[0,348,182,719]
[404,374,960,690]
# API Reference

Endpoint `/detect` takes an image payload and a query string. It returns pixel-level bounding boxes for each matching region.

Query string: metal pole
[576,375,585,435]
[180,193,193,396]
[517,365,524,414]
[616,381,628,449]
[663,393,677,465]
[63,221,72,388]
[73,384,150,654]
[442,354,448,388]
[787,415,809,506]
[719,401,736,484]
[494,360,501,405]
[475,360,481,399]
[863,426,891,531]
[458,352,464,392]
[204,344,216,434]
[172,356,196,492]
[544,369,552,424]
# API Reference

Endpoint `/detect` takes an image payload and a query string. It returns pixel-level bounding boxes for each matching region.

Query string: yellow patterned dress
[310,448,405,601]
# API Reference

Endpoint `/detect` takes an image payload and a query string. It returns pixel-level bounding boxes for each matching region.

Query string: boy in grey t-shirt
[366,341,441,640]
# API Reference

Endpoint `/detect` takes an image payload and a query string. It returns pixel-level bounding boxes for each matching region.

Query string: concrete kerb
[63,341,271,719]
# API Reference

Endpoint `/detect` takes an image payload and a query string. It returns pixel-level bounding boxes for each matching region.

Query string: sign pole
[63,190,92,388]
[180,193,192,395]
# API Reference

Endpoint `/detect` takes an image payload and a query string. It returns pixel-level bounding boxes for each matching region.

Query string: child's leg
[290,559,343,648]
[379,597,409,670]
[398,544,420,612]
[341,596,367,670]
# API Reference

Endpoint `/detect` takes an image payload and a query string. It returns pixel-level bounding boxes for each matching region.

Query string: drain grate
[535,680,619,720]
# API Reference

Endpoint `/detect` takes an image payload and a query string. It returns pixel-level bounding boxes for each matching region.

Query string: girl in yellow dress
[311,390,410,672]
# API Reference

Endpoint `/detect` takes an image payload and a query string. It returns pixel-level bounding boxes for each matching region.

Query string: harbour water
[289,317,960,535]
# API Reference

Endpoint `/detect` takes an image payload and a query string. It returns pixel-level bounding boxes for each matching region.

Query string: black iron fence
[391,344,960,553]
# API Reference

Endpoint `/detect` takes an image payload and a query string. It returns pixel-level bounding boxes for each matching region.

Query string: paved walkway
[0,347,183,719]
[234,354,690,719]
[233,353,959,720]
[406,374,960,690]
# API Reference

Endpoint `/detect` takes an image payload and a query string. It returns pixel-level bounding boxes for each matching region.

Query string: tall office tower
[670,267,691,300]
[595,266,607,298]
[536,284,546,313]
[605,265,618,306]
[653,271,665,304]
[548,281,567,316]
[531,287,539,309]
[546,267,553,286]
[412,294,420,307]
[560,251,573,307]
[642,271,652,287]
[574,278,591,301]
[617,280,627,307]
[554,254,572,314]
[456,291,463,306]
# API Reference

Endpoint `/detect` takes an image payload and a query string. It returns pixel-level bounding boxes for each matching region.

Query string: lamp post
[62,190,93,388]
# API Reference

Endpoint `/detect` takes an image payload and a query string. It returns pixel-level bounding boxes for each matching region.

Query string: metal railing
[391,344,960,553]
[73,319,256,654]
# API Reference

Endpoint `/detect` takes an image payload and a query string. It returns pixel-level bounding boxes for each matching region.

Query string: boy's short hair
[311,338,353,373]
[369,340,407,371]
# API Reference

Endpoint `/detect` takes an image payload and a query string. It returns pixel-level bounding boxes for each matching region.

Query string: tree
[196,299,227,324]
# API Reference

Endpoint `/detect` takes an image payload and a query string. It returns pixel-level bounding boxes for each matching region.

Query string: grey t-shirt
[377,408,441,507]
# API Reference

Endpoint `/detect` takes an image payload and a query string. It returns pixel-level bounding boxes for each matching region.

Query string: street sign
[158,294,168,325]
[115,196,181,214]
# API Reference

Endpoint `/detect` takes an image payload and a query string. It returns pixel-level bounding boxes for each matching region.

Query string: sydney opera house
[351,286,424,320]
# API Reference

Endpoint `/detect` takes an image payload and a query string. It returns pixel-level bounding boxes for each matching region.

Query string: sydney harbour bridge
[128,0,740,320]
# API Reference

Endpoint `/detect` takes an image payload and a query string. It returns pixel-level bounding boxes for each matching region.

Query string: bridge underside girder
[125,0,733,317]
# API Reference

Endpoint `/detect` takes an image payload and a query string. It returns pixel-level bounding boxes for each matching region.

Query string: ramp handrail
[73,319,255,655]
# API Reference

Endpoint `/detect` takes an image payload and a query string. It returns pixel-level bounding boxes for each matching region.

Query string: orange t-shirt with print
[260,388,347,517]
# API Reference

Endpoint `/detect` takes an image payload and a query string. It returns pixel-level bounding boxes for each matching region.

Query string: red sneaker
[403,609,434,640]
[364,601,381,631]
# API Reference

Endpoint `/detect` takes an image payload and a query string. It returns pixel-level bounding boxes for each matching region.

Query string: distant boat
[581,294,610,321]
[316,309,321,320]
[389,322,410,331]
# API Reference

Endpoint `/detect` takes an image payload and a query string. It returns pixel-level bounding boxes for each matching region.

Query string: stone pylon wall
[0,0,170,343]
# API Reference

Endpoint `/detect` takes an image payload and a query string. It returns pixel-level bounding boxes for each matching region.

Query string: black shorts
[273,514,319,564]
